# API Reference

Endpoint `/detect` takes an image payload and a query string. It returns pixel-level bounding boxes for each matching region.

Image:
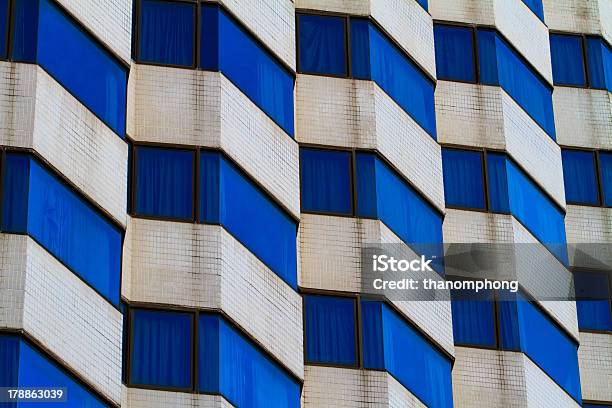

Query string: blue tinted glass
[381,304,453,408]
[416,0,428,11]
[561,149,598,205]
[138,0,195,67]
[11,0,38,62]
[600,152,612,206]
[3,154,122,305]
[200,5,219,70]
[442,148,485,209]
[550,34,586,86]
[0,0,8,59]
[199,150,220,223]
[521,0,544,21]
[360,300,384,369]
[517,297,582,402]
[37,0,127,136]
[451,288,496,347]
[487,152,509,212]
[216,7,294,136]
[135,147,194,220]
[200,152,297,289]
[300,149,352,214]
[199,315,300,408]
[497,293,521,351]
[304,295,357,365]
[477,29,499,85]
[298,14,346,76]
[349,18,371,79]
[586,37,612,92]
[574,272,612,331]
[18,340,106,407]
[0,335,19,387]
[434,25,475,82]
[356,153,444,272]
[130,309,192,389]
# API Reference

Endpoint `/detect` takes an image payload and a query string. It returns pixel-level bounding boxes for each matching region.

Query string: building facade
[0,0,610,407]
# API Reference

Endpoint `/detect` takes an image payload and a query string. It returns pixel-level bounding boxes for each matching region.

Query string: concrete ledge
[543,0,611,45]
[123,387,232,408]
[216,0,296,70]
[436,81,565,209]
[122,217,304,379]
[0,62,128,225]
[56,0,132,63]
[127,65,300,218]
[296,0,435,78]
[299,214,454,355]
[565,205,612,269]
[296,75,445,211]
[554,88,612,150]
[0,234,122,405]
[302,365,425,407]
[443,209,578,340]
[578,332,612,402]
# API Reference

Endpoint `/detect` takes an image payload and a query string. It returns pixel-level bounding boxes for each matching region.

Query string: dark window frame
[560,146,612,209]
[441,147,488,212]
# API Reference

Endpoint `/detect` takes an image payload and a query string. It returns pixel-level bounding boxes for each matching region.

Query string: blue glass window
[350,19,437,138]
[1,153,122,305]
[361,301,453,408]
[442,148,485,209]
[487,153,567,264]
[304,295,357,366]
[0,335,106,407]
[37,0,127,136]
[297,14,346,76]
[477,29,555,139]
[574,272,612,331]
[130,309,193,389]
[550,34,587,86]
[199,314,300,408]
[134,147,195,220]
[300,148,352,214]
[600,152,612,207]
[10,0,38,62]
[561,149,599,205]
[199,151,297,289]
[586,37,612,92]
[138,0,195,67]
[0,0,7,59]
[451,287,496,347]
[356,152,444,272]
[521,0,544,22]
[434,25,476,82]
[415,0,428,11]
[201,6,295,136]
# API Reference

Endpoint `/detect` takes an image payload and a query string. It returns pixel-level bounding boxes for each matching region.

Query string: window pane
[130,309,192,389]
[37,0,128,136]
[574,272,612,331]
[2,154,122,305]
[442,148,485,209]
[200,152,298,289]
[450,288,496,347]
[0,335,19,387]
[304,295,356,366]
[199,315,300,408]
[600,152,612,206]
[298,14,346,76]
[497,292,521,350]
[521,0,544,21]
[138,0,195,67]
[11,0,38,62]
[360,300,384,369]
[586,37,612,92]
[215,7,295,136]
[135,147,194,220]
[0,0,8,59]
[550,34,586,86]
[300,149,352,214]
[561,149,598,205]
[434,25,475,82]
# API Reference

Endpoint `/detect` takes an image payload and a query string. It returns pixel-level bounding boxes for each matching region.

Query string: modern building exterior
[0,0,610,407]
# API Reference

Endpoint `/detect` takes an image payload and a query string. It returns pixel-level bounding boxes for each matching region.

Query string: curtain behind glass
[0,0,8,58]
[360,300,384,369]
[486,152,509,212]
[450,288,496,346]
[434,25,475,82]
[1,153,30,233]
[0,335,19,387]
[586,37,612,92]
[10,0,38,62]
[561,149,598,204]
[138,0,195,67]
[130,310,192,389]
[300,149,352,214]
[304,295,357,365]
[574,272,612,331]
[298,14,346,76]
[550,34,586,86]
[600,152,612,206]
[521,0,544,21]
[442,148,485,209]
